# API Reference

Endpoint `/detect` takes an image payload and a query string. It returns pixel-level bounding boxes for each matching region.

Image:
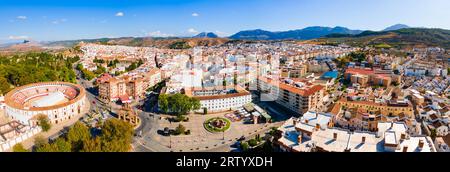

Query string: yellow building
[335,99,414,118]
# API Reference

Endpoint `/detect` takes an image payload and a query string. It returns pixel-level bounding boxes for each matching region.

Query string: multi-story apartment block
[345,67,401,87]
[99,69,161,102]
[257,77,324,115]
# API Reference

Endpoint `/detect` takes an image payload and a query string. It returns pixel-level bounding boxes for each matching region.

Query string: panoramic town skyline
[1,0,450,43]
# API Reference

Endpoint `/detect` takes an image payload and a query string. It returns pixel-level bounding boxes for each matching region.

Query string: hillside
[311,28,450,49]
[47,37,230,49]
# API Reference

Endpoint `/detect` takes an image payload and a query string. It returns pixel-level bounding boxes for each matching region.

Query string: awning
[119,95,132,103]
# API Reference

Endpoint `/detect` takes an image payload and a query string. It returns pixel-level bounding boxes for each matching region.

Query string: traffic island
[203,117,231,133]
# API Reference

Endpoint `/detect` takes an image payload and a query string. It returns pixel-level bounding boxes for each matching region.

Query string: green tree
[77,63,84,71]
[33,135,48,148]
[158,94,169,113]
[53,137,72,152]
[67,122,91,151]
[12,143,28,152]
[0,76,10,94]
[94,65,107,75]
[81,69,96,80]
[81,137,102,152]
[37,115,51,132]
[240,142,249,152]
[170,93,201,115]
[100,118,134,152]
[190,97,201,112]
[35,143,57,152]
[248,139,258,147]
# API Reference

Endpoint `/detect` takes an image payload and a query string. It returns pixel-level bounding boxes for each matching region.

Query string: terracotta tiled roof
[258,77,324,97]
[345,68,374,75]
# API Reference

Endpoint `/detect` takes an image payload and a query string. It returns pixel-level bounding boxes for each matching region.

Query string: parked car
[163,127,170,136]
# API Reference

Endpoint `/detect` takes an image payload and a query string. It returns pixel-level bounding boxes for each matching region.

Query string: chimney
[402,146,408,152]
[315,123,320,130]
[333,133,338,140]
[418,140,424,149]
[305,119,309,124]
[293,119,297,125]
[390,122,394,129]
[361,136,366,143]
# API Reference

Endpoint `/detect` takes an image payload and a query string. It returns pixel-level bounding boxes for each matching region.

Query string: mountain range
[2,24,448,51]
[192,32,219,38]
[383,24,410,31]
[315,28,450,49]
[229,26,364,40]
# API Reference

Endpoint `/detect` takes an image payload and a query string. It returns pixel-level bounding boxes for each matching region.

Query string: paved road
[205,122,283,152]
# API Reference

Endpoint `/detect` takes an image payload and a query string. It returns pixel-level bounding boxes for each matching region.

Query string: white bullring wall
[5,96,86,125]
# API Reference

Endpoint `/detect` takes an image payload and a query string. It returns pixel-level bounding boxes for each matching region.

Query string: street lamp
[222,131,225,140]
[169,134,172,149]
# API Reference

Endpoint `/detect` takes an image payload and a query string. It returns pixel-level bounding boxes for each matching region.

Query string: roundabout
[203,117,231,133]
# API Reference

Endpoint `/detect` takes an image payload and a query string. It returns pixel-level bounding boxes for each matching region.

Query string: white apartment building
[184,86,252,113]
[277,115,437,152]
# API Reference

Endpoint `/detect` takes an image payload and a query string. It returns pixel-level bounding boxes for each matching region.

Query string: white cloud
[52,18,68,24]
[146,31,175,37]
[192,13,199,17]
[115,12,124,17]
[16,16,27,20]
[188,28,199,34]
[215,30,229,37]
[8,35,29,40]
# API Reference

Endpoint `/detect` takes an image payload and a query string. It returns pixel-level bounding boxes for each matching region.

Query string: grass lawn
[204,117,231,133]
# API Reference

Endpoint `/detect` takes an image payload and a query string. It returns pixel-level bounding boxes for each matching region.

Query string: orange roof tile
[259,77,324,97]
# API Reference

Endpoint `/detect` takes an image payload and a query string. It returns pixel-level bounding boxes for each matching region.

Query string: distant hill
[193,32,219,38]
[0,41,46,53]
[313,28,450,49]
[46,37,230,49]
[229,26,363,40]
[383,24,410,31]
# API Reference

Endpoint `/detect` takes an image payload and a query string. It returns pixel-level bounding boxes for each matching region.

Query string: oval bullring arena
[4,82,87,126]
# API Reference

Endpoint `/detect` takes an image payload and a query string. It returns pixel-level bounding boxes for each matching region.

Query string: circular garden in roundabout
[204,117,231,133]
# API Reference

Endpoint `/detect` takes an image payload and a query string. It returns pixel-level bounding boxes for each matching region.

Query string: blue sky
[1,0,449,43]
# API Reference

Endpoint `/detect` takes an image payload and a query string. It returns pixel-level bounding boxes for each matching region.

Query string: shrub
[37,115,51,132]
[174,124,186,136]
[13,144,28,152]
[248,139,258,147]
[240,142,249,151]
